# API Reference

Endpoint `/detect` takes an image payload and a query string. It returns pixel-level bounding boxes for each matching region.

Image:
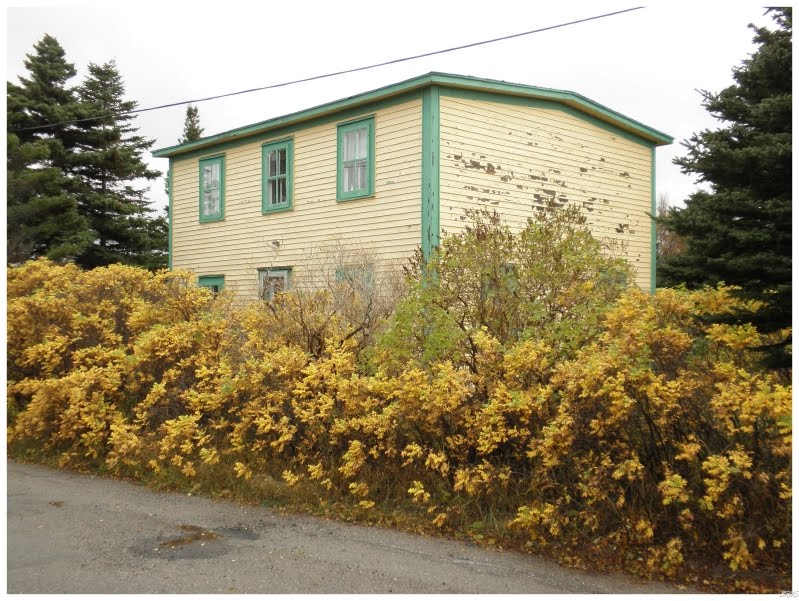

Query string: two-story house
[153,72,672,299]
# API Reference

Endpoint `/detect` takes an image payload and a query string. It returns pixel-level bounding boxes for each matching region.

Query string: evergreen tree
[165,103,205,196]
[6,34,92,262]
[179,104,204,143]
[71,60,166,269]
[659,9,792,368]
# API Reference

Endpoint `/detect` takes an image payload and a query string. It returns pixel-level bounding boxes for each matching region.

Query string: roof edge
[153,72,672,158]
[427,73,673,146]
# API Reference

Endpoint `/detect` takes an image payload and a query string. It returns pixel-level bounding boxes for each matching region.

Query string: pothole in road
[159,524,219,549]
[129,523,260,560]
[130,524,226,560]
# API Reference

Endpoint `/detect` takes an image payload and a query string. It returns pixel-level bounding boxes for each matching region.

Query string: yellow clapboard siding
[438,191,650,215]
[438,164,650,200]
[174,237,421,261]
[171,99,423,297]
[174,211,422,241]
[440,188,653,230]
[172,210,422,236]
[440,138,649,182]
[439,152,649,196]
[441,120,650,172]
[442,96,651,163]
[438,99,651,177]
[174,235,422,260]
[438,191,650,221]
[173,235,420,259]
[439,95,652,290]
[173,203,423,235]
[173,195,424,226]
[441,123,650,177]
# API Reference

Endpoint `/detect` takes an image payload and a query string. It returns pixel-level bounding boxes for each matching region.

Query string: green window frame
[199,155,225,222]
[337,117,375,201]
[258,267,291,301]
[262,140,293,214]
[198,275,224,294]
[335,263,375,291]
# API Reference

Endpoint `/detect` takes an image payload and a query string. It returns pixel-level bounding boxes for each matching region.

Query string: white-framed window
[258,268,291,300]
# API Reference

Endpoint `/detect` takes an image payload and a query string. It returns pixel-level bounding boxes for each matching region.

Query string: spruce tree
[71,60,166,269]
[179,104,204,143]
[659,9,792,368]
[6,34,92,262]
[165,103,205,196]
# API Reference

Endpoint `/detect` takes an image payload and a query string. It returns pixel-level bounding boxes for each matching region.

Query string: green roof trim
[153,72,673,159]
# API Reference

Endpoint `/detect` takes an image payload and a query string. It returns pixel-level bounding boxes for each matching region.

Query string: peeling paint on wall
[439,95,653,290]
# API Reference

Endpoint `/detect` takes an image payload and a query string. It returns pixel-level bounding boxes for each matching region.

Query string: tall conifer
[165,103,205,196]
[179,104,204,143]
[659,9,792,367]
[72,60,166,268]
[6,34,92,262]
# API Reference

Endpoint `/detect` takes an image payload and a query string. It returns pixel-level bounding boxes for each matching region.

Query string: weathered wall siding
[439,94,653,290]
[171,99,422,298]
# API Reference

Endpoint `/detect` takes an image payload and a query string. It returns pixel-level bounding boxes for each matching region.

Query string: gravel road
[7,460,690,594]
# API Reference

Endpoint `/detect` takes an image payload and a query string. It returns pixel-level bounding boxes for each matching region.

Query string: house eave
[152,72,672,159]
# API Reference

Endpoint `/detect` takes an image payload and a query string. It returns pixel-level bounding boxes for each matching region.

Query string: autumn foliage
[7,207,790,590]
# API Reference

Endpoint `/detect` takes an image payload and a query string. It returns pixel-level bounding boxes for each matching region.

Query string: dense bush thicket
[7,207,790,589]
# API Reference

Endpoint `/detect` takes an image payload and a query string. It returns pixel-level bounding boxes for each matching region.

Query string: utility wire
[12,6,644,133]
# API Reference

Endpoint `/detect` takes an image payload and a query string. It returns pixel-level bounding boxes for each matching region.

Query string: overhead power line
[12,6,644,133]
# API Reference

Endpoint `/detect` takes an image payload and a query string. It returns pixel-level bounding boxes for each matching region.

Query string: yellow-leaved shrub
[512,286,790,577]
[7,205,790,591]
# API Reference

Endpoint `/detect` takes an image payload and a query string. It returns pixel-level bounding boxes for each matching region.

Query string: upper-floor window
[199,155,225,222]
[262,140,293,214]
[337,117,374,201]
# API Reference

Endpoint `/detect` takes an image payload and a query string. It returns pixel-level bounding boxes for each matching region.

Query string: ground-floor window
[259,267,291,300]
[198,275,224,294]
[335,263,374,290]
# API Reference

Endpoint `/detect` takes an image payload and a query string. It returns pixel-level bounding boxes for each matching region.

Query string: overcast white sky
[5,1,777,214]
